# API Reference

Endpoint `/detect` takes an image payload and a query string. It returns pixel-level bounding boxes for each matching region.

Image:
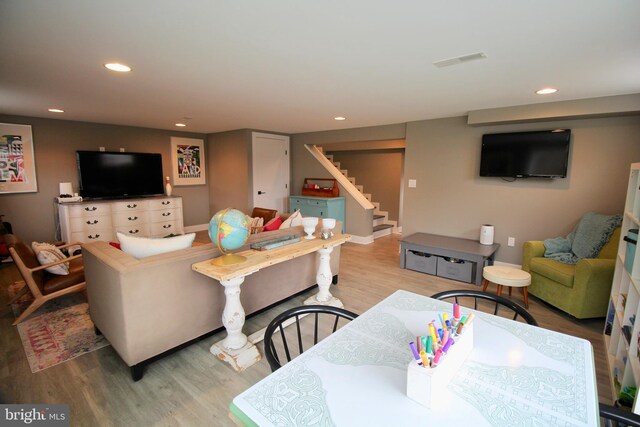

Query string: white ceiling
[1,1,639,134]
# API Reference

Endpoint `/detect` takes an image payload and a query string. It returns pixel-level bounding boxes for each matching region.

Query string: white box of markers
[406,323,474,408]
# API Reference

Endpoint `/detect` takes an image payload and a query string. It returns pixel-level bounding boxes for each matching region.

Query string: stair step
[373,224,393,232]
[373,214,385,220]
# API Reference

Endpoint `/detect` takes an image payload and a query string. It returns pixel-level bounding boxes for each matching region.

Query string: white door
[252,132,290,214]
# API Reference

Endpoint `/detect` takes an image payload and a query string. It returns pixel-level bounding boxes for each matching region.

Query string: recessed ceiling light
[334,116,346,121]
[104,63,132,73]
[48,108,64,113]
[536,87,558,95]
[175,123,187,127]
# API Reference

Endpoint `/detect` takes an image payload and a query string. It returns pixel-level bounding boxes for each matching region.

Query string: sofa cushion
[117,232,196,259]
[598,227,620,259]
[32,242,69,275]
[530,257,575,288]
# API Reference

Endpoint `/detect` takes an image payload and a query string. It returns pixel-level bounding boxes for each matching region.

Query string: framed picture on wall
[170,137,206,186]
[0,123,38,194]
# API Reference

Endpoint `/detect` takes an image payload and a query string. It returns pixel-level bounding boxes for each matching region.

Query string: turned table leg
[304,246,343,308]
[210,276,261,371]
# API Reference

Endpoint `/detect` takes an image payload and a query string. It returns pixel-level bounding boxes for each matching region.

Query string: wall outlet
[99,147,105,152]
[508,237,515,247]
[408,179,417,188]
[120,148,125,152]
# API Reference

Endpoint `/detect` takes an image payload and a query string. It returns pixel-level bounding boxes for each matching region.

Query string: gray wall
[207,129,252,215]
[326,149,403,222]
[403,115,640,264]
[0,115,208,244]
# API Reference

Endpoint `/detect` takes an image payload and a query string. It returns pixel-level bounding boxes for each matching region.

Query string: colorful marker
[432,349,443,367]
[426,336,433,355]
[465,312,476,327]
[410,341,423,366]
[429,322,439,345]
[419,350,430,367]
[441,329,450,347]
[421,336,428,352]
[442,337,454,353]
[453,303,461,321]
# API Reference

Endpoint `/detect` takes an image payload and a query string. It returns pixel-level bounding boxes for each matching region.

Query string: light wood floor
[0,234,612,426]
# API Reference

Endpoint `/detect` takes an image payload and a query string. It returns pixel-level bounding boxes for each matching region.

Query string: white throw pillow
[31,242,70,275]
[280,210,302,229]
[117,232,196,259]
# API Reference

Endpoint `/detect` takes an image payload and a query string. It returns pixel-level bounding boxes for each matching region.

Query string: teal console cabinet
[289,196,345,232]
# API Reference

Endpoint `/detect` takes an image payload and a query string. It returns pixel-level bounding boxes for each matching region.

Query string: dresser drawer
[69,215,113,231]
[111,200,149,212]
[71,229,114,243]
[112,211,149,227]
[149,208,181,223]
[115,224,150,238]
[67,203,112,218]
[148,197,182,210]
[149,220,182,237]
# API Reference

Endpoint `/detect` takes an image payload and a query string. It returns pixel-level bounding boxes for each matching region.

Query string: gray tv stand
[400,233,500,286]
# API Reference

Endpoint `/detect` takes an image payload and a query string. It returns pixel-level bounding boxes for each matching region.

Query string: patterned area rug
[9,282,110,373]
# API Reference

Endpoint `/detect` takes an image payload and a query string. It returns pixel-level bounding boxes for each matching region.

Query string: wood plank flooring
[0,234,612,426]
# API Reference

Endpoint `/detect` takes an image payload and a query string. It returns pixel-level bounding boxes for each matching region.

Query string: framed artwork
[0,123,38,194]
[170,137,206,186]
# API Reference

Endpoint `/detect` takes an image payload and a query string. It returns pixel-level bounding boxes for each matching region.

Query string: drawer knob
[162,212,171,217]
[86,220,99,225]
[127,203,138,208]
[88,234,100,239]
[128,216,138,221]
[85,207,97,211]
[163,224,172,229]
[129,229,139,234]
[162,201,170,205]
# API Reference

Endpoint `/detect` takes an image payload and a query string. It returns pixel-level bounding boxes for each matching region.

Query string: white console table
[192,233,351,372]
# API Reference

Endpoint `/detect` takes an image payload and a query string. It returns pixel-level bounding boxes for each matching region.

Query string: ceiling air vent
[433,52,487,68]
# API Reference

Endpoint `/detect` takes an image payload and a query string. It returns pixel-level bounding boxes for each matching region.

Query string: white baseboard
[349,234,374,245]
[185,223,209,233]
[493,261,522,269]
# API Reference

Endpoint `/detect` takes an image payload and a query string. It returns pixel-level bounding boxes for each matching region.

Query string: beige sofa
[82,224,341,380]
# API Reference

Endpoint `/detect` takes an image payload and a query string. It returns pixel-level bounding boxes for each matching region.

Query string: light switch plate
[408,179,417,188]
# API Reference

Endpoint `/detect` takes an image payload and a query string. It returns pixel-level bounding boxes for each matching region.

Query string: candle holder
[302,217,319,240]
[321,218,336,239]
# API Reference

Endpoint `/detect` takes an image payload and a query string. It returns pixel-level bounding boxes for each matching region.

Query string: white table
[192,233,351,372]
[230,290,599,426]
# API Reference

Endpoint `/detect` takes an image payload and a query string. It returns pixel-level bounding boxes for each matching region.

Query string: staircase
[322,151,398,239]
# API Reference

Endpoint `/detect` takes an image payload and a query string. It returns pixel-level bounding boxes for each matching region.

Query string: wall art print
[170,137,206,186]
[0,123,38,194]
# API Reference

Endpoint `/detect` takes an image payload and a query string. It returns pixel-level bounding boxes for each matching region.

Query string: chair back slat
[264,305,358,372]
[431,290,538,326]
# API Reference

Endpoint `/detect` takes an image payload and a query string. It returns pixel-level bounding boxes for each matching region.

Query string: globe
[208,208,250,266]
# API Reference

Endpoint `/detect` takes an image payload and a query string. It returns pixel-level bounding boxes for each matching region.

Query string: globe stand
[211,253,247,266]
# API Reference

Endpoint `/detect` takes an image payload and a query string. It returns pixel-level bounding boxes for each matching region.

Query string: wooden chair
[250,207,278,233]
[431,289,538,326]
[6,235,86,325]
[263,305,358,372]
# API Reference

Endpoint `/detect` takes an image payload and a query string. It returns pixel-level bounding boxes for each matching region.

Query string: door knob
[258,191,266,195]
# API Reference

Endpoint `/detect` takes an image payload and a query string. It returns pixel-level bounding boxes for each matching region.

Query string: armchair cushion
[529,258,575,288]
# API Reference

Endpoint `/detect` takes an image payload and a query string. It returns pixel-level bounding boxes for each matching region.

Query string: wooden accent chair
[6,234,86,325]
[250,207,278,233]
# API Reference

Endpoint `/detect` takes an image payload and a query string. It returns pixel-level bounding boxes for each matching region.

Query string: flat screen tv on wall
[479,129,571,178]
[76,151,164,199]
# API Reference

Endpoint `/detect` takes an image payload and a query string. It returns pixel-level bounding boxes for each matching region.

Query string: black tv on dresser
[76,151,164,199]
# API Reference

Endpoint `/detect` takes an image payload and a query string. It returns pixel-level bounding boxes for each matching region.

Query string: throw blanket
[544,212,622,264]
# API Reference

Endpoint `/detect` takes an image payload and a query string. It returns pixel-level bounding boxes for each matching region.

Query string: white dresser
[58,196,184,243]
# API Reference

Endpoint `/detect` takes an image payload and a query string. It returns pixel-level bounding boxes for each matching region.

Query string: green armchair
[522,228,620,319]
